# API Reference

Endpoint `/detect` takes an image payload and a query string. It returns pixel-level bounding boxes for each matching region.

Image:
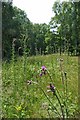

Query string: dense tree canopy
[50,1,80,55]
[2,1,80,59]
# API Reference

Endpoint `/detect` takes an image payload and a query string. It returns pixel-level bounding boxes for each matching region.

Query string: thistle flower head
[64,72,67,79]
[60,58,63,62]
[27,80,32,85]
[47,84,56,93]
[39,66,47,77]
[40,73,42,76]
[41,66,46,71]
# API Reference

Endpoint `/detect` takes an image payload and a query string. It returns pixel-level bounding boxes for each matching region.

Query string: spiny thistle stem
[23,35,27,81]
[12,39,15,80]
[33,82,61,117]
[54,92,65,119]
[47,109,51,118]
[60,59,64,85]
[56,88,62,100]
[47,69,64,106]
[64,72,68,118]
[59,59,68,118]
[12,38,17,96]
[42,66,66,118]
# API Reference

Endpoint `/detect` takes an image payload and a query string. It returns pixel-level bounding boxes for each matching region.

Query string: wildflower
[47,84,56,94]
[41,66,47,71]
[27,80,38,85]
[40,73,42,76]
[40,66,47,76]
[27,80,32,85]
[15,106,22,111]
[50,84,55,93]
[64,72,67,79]
[60,58,63,62]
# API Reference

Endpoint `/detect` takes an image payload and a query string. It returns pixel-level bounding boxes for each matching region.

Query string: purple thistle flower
[39,66,47,77]
[41,66,46,71]
[47,84,55,94]
[50,84,55,93]
[40,73,42,76]
[43,71,46,75]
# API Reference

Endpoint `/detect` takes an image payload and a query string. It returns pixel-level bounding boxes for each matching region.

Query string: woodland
[2,1,80,60]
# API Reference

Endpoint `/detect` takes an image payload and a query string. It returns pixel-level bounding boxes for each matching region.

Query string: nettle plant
[27,58,78,119]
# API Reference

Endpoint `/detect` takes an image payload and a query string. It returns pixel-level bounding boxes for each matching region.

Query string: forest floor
[2,54,79,118]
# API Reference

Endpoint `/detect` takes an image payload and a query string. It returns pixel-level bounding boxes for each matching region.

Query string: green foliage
[2,54,79,118]
[50,1,80,55]
[2,2,14,59]
[2,1,80,60]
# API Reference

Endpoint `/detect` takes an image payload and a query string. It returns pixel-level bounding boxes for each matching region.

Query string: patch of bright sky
[13,0,56,24]
[13,0,69,24]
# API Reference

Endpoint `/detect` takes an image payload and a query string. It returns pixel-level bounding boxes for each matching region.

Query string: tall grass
[2,44,79,118]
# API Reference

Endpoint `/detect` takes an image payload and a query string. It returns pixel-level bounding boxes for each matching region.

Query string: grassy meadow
[2,54,79,118]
